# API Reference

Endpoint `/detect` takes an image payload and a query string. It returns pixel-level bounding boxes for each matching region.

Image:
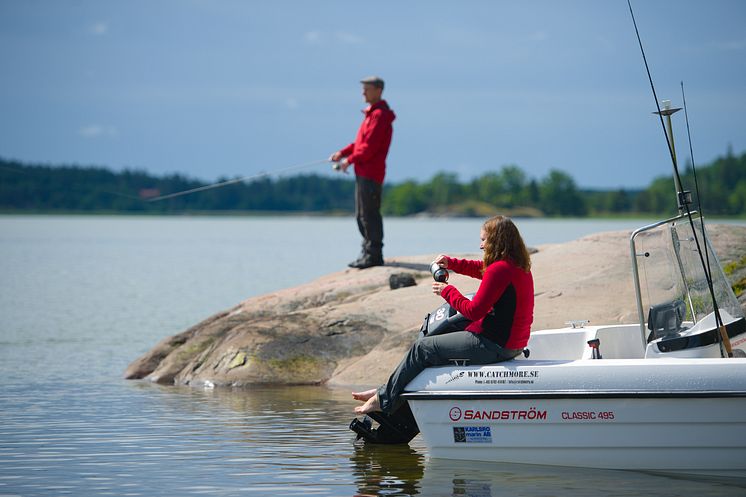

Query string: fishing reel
[331,161,349,173]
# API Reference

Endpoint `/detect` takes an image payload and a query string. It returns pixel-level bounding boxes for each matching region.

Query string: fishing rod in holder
[628,0,734,357]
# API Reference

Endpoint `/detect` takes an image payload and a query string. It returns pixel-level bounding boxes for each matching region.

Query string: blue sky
[1,0,744,188]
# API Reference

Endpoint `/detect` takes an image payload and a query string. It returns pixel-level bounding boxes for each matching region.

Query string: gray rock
[389,273,417,290]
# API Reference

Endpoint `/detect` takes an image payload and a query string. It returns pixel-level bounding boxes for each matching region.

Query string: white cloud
[89,21,109,35]
[304,30,322,44]
[335,31,364,44]
[303,30,364,45]
[709,39,746,51]
[79,125,118,139]
[526,31,548,43]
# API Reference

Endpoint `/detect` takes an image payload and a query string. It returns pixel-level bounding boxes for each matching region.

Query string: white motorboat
[351,124,746,479]
[396,211,746,478]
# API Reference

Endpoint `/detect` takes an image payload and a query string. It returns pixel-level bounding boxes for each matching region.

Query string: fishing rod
[144,158,333,202]
[627,0,733,356]
[680,81,732,357]
[681,81,709,274]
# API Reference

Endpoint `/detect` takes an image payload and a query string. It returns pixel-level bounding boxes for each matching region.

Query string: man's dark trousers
[355,176,383,262]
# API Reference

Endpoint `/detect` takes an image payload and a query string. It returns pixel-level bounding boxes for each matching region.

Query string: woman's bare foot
[354,393,381,414]
[351,388,377,402]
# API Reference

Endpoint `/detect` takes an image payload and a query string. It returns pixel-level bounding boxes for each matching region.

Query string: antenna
[653,100,692,212]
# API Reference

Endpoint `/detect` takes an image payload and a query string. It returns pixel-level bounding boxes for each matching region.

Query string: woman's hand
[432,282,448,296]
[432,254,449,268]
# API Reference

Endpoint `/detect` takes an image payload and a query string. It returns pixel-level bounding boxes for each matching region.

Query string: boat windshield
[632,215,744,330]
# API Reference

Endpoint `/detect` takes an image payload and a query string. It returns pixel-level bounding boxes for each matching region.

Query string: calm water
[1,215,745,496]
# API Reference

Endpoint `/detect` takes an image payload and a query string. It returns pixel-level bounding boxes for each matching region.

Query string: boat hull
[402,359,746,477]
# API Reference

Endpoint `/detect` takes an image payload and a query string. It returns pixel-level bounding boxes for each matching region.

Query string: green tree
[500,165,528,207]
[424,172,463,209]
[605,188,632,212]
[539,169,586,216]
[382,180,426,215]
[469,172,505,206]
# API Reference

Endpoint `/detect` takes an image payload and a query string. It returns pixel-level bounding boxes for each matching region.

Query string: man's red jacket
[338,100,395,184]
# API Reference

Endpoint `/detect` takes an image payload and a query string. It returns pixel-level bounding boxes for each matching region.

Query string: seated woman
[353,215,534,415]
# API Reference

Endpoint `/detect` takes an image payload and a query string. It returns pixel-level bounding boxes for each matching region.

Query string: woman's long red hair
[482,215,531,272]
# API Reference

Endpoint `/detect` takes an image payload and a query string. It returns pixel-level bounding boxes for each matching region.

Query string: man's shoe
[352,256,384,269]
[348,257,365,268]
[348,249,370,268]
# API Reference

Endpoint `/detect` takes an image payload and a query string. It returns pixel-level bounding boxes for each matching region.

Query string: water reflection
[350,444,425,496]
[3,379,746,496]
[421,457,745,497]
[348,439,746,497]
[143,384,746,497]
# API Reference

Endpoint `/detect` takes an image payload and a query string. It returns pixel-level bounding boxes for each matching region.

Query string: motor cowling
[419,293,474,337]
[350,403,420,445]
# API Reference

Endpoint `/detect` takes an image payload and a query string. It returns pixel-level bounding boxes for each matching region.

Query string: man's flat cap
[360,76,384,89]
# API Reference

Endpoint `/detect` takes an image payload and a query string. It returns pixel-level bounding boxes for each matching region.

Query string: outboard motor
[351,300,469,444]
[350,402,420,444]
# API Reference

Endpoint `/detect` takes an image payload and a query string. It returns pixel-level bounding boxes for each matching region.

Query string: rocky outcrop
[124,260,437,387]
[125,225,746,387]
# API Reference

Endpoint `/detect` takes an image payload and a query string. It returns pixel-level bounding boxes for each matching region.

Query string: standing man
[330,76,396,269]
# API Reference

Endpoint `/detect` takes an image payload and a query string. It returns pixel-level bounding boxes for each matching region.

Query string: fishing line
[144,158,331,202]
[627,0,729,355]
[102,190,145,201]
[627,0,678,172]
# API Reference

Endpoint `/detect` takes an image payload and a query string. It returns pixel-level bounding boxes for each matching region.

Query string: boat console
[646,311,746,358]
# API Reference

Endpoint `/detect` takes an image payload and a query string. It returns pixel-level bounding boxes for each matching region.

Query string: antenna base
[677,190,693,209]
[653,107,682,117]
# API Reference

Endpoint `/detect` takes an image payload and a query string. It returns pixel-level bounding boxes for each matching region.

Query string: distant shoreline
[1,209,745,221]
[4,150,746,218]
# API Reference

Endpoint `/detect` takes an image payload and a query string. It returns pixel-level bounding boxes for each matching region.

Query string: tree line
[1,149,744,216]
